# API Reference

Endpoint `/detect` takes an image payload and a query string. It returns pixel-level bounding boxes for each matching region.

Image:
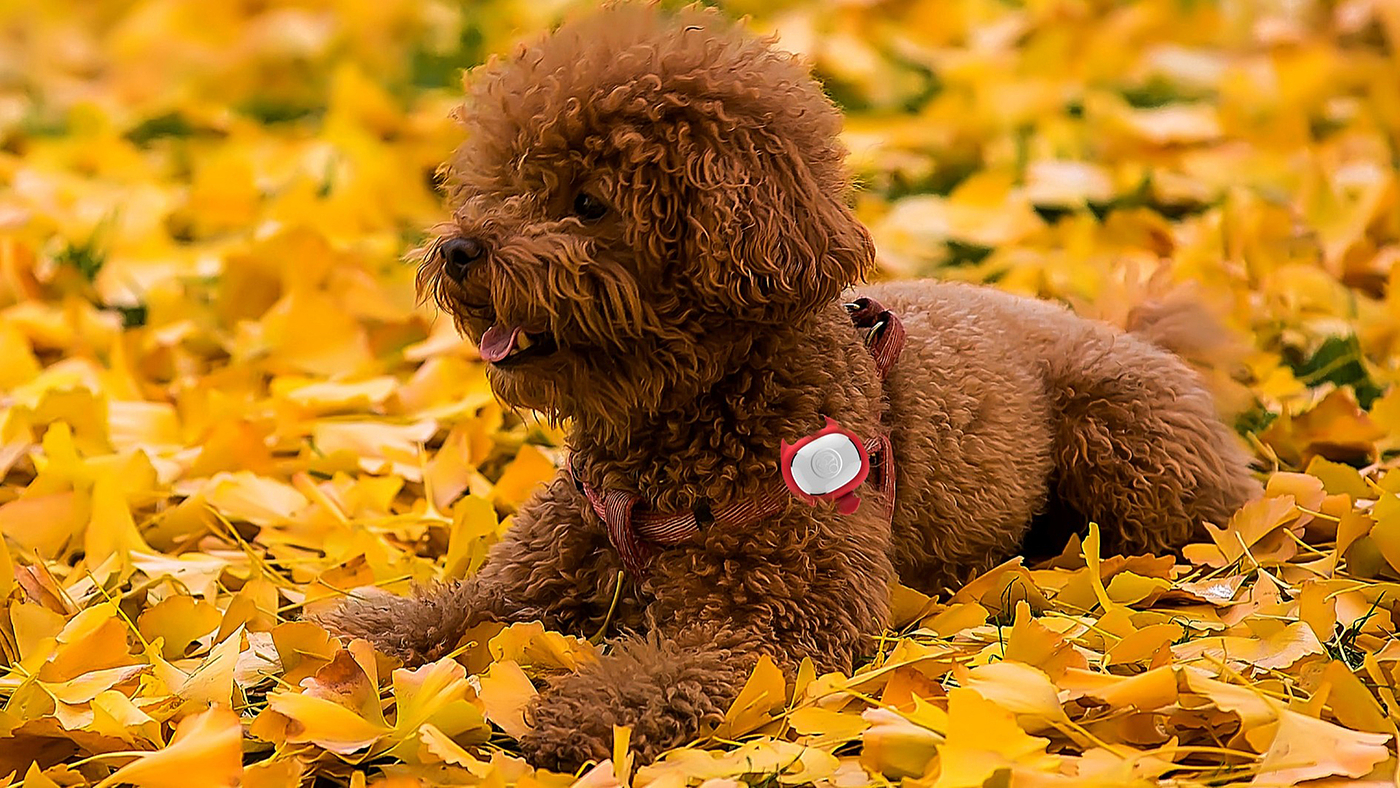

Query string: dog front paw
[513,635,743,771]
[517,693,613,773]
[518,676,662,772]
[308,583,475,666]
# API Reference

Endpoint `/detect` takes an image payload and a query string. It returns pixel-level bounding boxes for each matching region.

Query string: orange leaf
[95,706,243,788]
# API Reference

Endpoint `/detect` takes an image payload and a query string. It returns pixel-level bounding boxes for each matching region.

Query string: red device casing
[780,417,871,515]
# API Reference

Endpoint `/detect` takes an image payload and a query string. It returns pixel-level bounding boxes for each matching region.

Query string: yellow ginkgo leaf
[1252,708,1392,784]
[138,595,223,660]
[1305,456,1372,499]
[443,495,501,578]
[860,707,944,779]
[1173,621,1324,671]
[476,660,537,739]
[90,689,164,747]
[129,551,231,601]
[40,604,140,683]
[416,723,492,773]
[302,649,386,728]
[889,583,936,628]
[386,658,489,758]
[1315,660,1396,737]
[1061,665,1179,711]
[1003,600,1088,680]
[106,400,182,452]
[638,739,837,786]
[40,664,146,705]
[713,655,786,739]
[0,528,14,598]
[931,688,1057,788]
[84,467,154,568]
[201,472,309,527]
[491,444,558,511]
[787,706,870,742]
[1104,623,1181,666]
[270,621,339,684]
[921,602,988,637]
[0,491,83,558]
[956,661,1067,727]
[266,690,391,754]
[1184,495,1303,568]
[612,725,634,786]
[95,706,243,788]
[487,621,600,672]
[173,625,243,708]
[273,376,398,412]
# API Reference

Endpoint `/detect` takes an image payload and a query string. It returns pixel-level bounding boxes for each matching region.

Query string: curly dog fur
[315,4,1260,769]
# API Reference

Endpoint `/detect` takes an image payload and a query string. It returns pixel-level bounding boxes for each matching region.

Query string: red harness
[568,298,907,578]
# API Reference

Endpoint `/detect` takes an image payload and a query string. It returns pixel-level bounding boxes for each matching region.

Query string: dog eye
[572,192,608,222]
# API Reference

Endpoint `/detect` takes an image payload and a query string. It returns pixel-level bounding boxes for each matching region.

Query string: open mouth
[478,324,559,366]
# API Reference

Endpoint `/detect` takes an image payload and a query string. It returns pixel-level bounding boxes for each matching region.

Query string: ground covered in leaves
[2,0,1400,786]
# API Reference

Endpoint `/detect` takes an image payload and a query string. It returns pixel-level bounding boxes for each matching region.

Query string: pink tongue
[478,325,522,362]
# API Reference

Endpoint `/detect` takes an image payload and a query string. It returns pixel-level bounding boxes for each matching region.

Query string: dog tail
[1125,287,1237,365]
[1125,287,1253,415]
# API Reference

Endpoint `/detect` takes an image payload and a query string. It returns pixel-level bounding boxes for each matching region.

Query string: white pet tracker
[781,418,872,514]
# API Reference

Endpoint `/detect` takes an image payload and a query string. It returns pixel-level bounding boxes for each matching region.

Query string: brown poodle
[316,4,1259,769]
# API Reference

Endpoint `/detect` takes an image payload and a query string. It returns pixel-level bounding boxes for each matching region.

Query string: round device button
[811,447,843,479]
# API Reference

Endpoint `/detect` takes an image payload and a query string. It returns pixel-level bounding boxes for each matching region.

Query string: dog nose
[441,237,486,281]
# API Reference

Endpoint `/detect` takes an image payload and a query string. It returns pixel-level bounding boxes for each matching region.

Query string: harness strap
[572,297,906,578]
[847,297,906,380]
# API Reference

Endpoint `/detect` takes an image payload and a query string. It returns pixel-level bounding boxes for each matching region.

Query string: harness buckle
[864,317,888,347]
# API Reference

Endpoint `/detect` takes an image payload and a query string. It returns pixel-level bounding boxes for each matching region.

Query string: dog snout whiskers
[442,236,487,282]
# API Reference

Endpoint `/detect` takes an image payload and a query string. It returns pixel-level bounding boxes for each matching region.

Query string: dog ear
[678,142,875,321]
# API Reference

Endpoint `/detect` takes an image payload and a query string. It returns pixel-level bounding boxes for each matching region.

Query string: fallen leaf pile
[2,0,1400,785]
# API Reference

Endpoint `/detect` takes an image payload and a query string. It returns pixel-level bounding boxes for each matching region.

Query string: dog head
[418,4,874,423]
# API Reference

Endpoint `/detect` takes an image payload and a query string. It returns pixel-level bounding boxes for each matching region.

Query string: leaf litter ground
[3,0,1400,786]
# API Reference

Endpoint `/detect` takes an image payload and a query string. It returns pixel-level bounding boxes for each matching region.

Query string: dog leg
[309,581,484,665]
[1045,331,1259,555]
[518,625,753,770]
[518,507,894,770]
[311,474,631,664]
